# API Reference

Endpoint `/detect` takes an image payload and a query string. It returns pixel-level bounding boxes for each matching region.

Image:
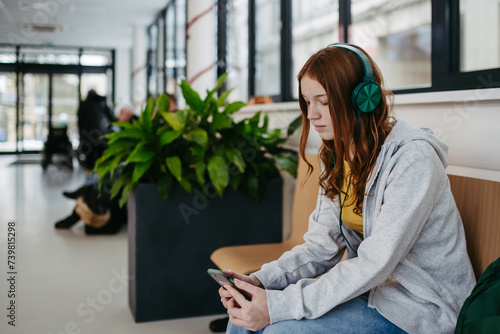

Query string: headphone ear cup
[352,81,382,113]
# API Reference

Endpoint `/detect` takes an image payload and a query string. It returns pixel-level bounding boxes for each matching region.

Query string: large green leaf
[166,156,182,181]
[214,73,228,93]
[191,145,205,157]
[224,101,246,114]
[194,161,206,186]
[208,97,220,119]
[159,130,182,146]
[102,138,137,160]
[180,80,205,112]
[127,142,156,162]
[179,178,192,193]
[217,88,233,107]
[163,112,186,131]
[276,154,298,178]
[183,128,208,147]
[108,153,126,178]
[112,121,134,129]
[287,114,302,136]
[248,111,261,127]
[95,158,114,178]
[207,156,229,197]
[157,173,174,198]
[206,73,228,100]
[225,148,246,173]
[262,113,269,131]
[157,94,170,113]
[259,129,283,145]
[211,113,232,132]
[119,183,134,208]
[141,97,155,131]
[247,174,260,201]
[132,160,153,183]
[229,173,242,191]
[108,128,145,144]
[110,173,131,199]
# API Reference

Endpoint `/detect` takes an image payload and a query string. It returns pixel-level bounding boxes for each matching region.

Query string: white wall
[186,0,216,98]
[394,88,500,182]
[237,88,500,183]
[114,48,132,109]
[131,24,148,113]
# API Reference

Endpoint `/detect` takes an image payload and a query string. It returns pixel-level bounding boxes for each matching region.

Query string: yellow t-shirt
[340,160,363,235]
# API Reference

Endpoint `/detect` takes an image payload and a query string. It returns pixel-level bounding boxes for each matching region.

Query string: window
[81,49,112,67]
[432,0,500,92]
[226,0,249,102]
[0,45,115,153]
[165,2,176,93]
[0,46,17,64]
[0,72,17,152]
[148,22,160,96]
[147,0,187,100]
[255,0,281,98]
[291,0,340,99]
[460,0,500,72]
[175,0,187,85]
[20,47,80,65]
[350,0,432,90]
[217,0,500,102]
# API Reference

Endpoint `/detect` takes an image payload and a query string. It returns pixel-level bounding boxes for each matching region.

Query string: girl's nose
[307,105,320,120]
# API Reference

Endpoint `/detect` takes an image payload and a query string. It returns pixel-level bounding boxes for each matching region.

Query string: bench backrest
[449,175,500,279]
[289,154,321,245]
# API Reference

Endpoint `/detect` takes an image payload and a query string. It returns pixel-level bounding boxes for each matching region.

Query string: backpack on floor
[455,257,500,333]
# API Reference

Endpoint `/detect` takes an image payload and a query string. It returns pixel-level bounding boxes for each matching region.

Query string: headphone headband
[328,44,374,79]
[327,43,381,114]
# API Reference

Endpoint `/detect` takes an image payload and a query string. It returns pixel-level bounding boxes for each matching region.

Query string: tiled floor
[0,155,225,334]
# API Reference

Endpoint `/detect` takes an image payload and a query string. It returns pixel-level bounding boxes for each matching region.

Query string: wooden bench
[448,174,500,279]
[211,156,500,280]
[210,154,321,274]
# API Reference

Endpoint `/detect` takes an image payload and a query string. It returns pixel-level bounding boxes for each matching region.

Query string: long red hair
[298,44,394,214]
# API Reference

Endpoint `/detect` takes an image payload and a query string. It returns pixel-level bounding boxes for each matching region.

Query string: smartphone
[207,268,252,300]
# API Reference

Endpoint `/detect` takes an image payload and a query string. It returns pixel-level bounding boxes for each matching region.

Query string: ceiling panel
[0,0,168,49]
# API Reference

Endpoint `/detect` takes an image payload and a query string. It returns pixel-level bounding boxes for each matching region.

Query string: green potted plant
[95,73,299,208]
[95,74,301,322]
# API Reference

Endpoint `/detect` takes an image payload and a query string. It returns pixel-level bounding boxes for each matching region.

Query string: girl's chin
[318,133,334,140]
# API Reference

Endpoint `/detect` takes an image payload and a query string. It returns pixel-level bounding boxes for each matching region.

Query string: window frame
[217,0,500,101]
[146,0,187,99]
[0,44,115,154]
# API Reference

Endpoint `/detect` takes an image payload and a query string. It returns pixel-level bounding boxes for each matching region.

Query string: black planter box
[128,179,283,322]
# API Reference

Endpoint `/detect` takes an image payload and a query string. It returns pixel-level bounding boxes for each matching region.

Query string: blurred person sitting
[54,96,176,234]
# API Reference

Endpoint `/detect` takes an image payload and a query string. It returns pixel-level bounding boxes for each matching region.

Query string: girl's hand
[218,270,263,309]
[226,270,263,288]
[225,278,270,332]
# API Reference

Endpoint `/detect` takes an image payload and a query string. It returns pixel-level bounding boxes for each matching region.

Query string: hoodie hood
[383,119,449,168]
[364,119,449,195]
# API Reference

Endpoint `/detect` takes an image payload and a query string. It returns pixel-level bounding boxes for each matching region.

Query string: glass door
[20,73,49,151]
[52,74,80,146]
[0,72,17,152]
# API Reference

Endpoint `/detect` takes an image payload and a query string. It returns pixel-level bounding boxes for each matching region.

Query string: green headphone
[328,44,382,114]
[328,44,381,256]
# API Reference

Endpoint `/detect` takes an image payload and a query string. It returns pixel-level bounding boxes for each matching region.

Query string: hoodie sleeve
[261,142,442,324]
[253,187,347,290]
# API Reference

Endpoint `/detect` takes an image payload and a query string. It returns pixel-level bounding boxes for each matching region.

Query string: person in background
[76,89,115,171]
[55,94,177,234]
[116,105,138,123]
[53,103,137,233]
[218,43,476,334]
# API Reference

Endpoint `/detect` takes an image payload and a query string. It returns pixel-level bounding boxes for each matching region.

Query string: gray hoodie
[253,119,476,333]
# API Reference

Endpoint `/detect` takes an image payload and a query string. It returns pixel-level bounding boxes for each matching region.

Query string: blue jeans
[226,294,406,334]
